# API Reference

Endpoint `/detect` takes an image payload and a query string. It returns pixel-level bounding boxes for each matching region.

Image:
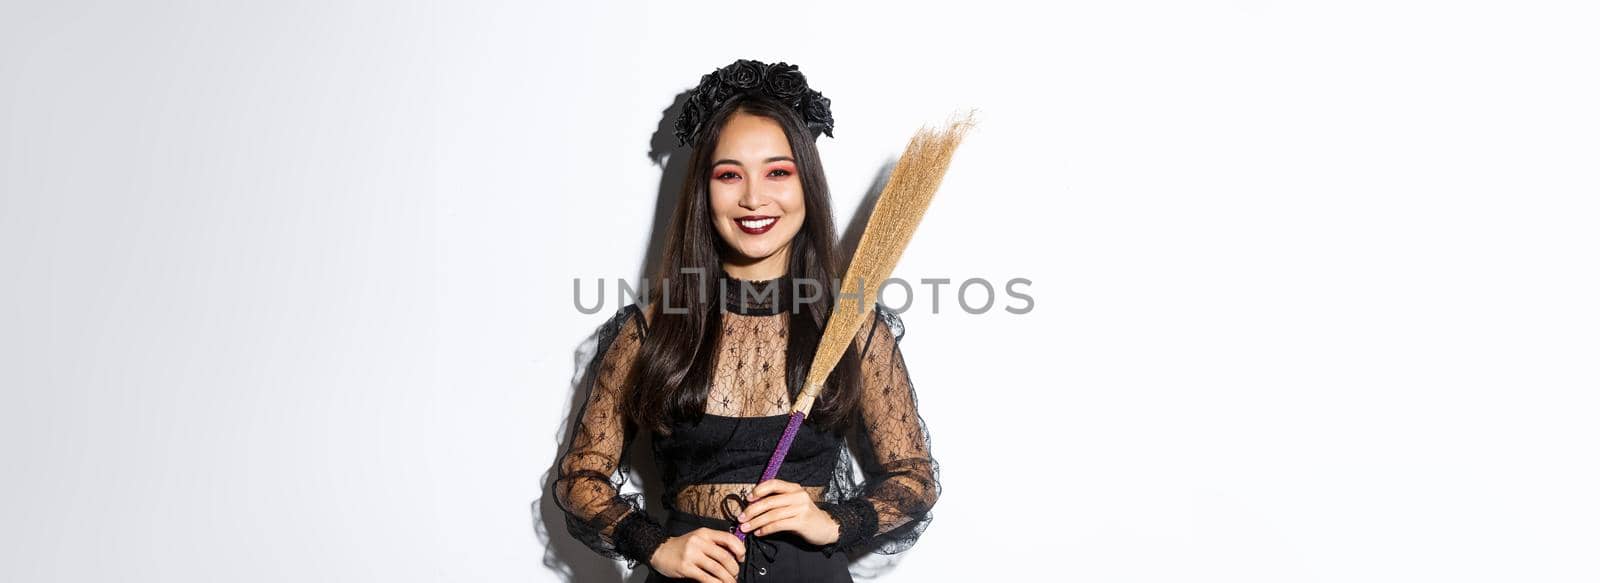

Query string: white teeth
[738,218,776,229]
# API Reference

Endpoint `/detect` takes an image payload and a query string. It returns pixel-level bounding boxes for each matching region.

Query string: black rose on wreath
[673,58,837,147]
[673,102,705,148]
[761,62,807,100]
[803,90,835,138]
[695,73,733,107]
[719,59,766,90]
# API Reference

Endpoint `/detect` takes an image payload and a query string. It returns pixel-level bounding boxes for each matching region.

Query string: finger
[751,478,798,500]
[739,498,767,523]
[696,555,735,583]
[741,491,803,525]
[751,478,799,500]
[754,516,790,538]
[711,530,747,562]
[741,490,799,523]
[747,506,802,535]
[681,563,713,583]
[705,542,740,581]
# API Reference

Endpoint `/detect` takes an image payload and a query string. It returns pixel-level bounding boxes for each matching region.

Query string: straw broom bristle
[792,109,978,415]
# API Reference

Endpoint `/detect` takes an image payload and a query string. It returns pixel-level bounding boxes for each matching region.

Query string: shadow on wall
[532,88,903,583]
[534,325,660,583]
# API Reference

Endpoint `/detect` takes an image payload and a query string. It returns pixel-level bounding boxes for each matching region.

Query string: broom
[735,109,977,542]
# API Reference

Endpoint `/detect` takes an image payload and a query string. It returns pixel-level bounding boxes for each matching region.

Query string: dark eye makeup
[713,168,792,180]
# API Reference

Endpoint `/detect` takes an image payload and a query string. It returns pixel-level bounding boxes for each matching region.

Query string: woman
[553,59,940,583]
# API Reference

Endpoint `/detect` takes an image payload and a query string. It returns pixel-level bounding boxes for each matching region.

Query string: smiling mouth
[736,216,778,234]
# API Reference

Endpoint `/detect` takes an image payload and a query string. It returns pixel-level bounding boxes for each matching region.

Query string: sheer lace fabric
[552,275,940,569]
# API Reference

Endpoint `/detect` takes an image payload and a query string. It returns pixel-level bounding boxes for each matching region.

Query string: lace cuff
[817,497,879,557]
[613,509,669,570]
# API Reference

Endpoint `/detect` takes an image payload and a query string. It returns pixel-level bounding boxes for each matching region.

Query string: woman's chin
[726,244,783,265]
[729,249,775,264]
[721,231,799,268]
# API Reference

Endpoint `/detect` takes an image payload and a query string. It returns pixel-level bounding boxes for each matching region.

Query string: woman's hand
[736,479,842,546]
[649,528,746,583]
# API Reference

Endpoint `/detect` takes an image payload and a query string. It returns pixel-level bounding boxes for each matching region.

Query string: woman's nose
[738,183,769,209]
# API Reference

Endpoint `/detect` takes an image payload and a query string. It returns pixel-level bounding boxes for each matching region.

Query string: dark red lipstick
[736,215,779,235]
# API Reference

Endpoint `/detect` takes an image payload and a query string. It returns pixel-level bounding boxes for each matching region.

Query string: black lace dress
[552,273,940,581]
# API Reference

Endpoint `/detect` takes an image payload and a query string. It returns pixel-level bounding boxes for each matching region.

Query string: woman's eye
[769,169,791,177]
[715,171,740,181]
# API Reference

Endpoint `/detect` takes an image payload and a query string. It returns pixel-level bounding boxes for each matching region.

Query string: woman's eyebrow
[712,156,795,167]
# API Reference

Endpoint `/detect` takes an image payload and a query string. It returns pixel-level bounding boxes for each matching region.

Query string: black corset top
[652,412,843,495]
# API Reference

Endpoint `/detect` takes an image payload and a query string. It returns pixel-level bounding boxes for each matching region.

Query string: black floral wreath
[673,59,835,148]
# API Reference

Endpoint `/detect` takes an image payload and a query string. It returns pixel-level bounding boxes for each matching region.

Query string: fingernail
[737,513,746,521]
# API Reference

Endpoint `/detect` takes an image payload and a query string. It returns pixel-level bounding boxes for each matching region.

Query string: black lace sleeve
[552,304,666,570]
[818,304,941,557]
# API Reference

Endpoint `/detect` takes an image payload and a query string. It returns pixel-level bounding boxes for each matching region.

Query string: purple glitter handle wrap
[735,410,807,542]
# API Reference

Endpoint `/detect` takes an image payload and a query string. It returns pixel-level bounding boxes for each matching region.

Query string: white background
[2,1,1596,581]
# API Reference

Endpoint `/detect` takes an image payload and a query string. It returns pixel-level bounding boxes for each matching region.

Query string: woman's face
[708,112,805,277]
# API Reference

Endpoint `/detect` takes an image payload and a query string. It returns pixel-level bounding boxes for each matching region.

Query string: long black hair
[627,93,864,437]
